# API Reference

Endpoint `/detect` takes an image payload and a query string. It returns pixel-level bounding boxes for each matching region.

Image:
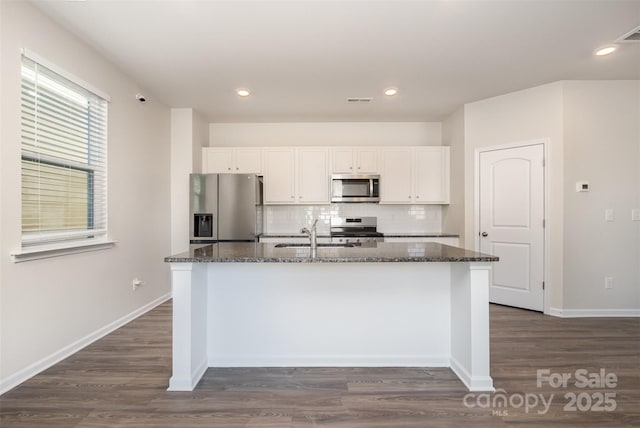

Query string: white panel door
[479,144,544,311]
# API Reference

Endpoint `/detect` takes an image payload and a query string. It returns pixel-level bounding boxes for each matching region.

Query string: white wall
[209,122,442,147]
[170,108,208,254]
[0,1,172,392]
[464,82,565,310]
[463,80,640,313]
[192,110,208,173]
[442,107,466,246]
[562,81,640,311]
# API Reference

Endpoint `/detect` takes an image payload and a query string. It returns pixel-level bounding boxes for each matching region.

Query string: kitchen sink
[274,243,356,249]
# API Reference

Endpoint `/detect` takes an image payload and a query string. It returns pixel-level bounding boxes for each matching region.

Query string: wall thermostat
[576,181,590,192]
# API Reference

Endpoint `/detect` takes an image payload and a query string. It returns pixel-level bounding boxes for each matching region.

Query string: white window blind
[21,54,108,247]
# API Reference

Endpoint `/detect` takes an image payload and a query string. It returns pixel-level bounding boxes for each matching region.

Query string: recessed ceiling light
[236,88,250,97]
[594,45,617,56]
[384,87,398,96]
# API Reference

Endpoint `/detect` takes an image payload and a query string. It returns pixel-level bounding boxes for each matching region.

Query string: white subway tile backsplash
[263,204,442,234]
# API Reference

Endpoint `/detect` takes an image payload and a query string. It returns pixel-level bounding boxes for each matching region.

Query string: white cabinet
[331,147,379,174]
[297,148,330,204]
[203,147,262,174]
[379,148,413,203]
[380,147,449,204]
[263,147,330,204]
[263,148,296,204]
[204,145,448,205]
[414,147,450,204]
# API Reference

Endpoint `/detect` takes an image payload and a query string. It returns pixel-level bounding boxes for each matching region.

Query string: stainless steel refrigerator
[189,174,263,243]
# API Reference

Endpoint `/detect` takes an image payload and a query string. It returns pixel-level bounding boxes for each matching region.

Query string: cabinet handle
[349,166,353,170]
[408,196,412,198]
[236,167,239,170]
[228,167,231,171]
[416,195,420,199]
[291,195,294,199]
[357,166,361,169]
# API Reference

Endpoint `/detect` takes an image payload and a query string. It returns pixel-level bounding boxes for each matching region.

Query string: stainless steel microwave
[331,174,380,203]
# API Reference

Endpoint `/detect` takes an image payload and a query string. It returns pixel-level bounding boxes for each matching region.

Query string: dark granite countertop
[382,233,459,238]
[259,233,332,239]
[259,233,459,239]
[165,242,497,263]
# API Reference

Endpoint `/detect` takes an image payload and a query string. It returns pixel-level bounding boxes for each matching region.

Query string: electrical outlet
[604,277,613,290]
[132,278,144,291]
[632,209,640,222]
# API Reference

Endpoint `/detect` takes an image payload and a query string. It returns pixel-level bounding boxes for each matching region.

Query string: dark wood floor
[1,301,638,427]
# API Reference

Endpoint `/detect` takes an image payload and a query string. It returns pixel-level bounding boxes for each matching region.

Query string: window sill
[11,239,116,263]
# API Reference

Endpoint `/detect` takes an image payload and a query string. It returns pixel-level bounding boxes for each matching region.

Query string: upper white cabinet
[263,147,329,204]
[331,147,379,174]
[379,148,413,203]
[263,148,296,204]
[297,148,330,204]
[414,147,450,204]
[202,147,262,174]
[205,145,448,205]
[379,147,449,204]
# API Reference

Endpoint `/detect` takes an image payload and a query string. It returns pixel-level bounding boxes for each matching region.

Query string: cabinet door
[379,148,413,203]
[298,148,330,204]
[235,148,262,173]
[355,148,379,173]
[331,148,354,173]
[414,147,450,204]
[203,148,233,173]
[263,149,296,204]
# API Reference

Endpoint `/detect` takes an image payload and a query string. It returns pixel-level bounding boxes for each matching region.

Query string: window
[20,53,108,249]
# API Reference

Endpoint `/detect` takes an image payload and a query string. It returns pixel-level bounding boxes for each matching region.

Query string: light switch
[605,209,615,222]
[632,209,640,222]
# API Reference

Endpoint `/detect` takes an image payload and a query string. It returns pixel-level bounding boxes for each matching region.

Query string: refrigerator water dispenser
[194,213,214,238]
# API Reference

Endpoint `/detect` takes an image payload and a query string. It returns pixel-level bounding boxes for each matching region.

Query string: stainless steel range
[330,217,384,245]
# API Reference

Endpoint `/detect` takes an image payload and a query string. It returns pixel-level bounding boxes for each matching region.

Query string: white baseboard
[450,356,494,392]
[546,307,564,317]
[208,354,450,368]
[548,307,640,318]
[0,292,171,396]
[167,356,208,391]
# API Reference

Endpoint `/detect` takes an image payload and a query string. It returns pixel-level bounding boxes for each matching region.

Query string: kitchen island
[165,242,498,392]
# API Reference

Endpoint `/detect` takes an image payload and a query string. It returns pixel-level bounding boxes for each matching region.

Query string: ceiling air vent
[347,98,373,103]
[616,25,640,42]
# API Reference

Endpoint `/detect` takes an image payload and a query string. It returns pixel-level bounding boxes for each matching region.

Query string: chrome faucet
[301,218,318,251]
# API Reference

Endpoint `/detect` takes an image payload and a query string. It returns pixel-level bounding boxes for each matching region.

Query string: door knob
[481,232,488,237]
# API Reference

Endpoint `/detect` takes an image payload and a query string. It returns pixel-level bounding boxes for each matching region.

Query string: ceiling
[32,0,640,123]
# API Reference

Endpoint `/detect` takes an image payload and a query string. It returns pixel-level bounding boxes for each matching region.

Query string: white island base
[167,261,494,392]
